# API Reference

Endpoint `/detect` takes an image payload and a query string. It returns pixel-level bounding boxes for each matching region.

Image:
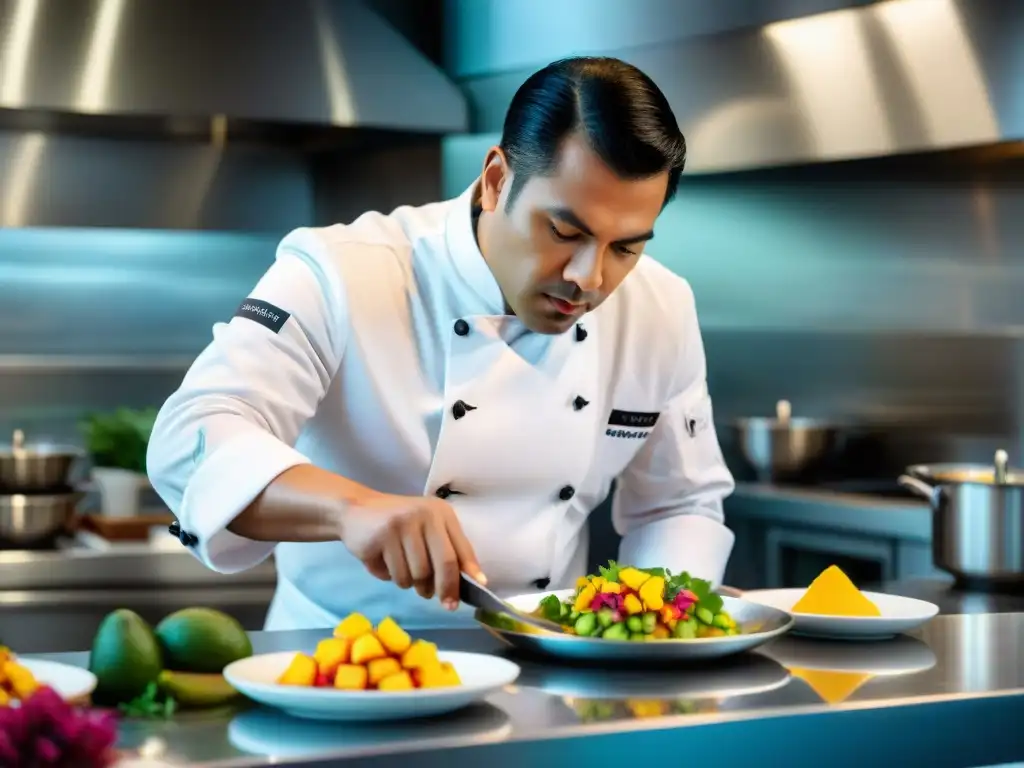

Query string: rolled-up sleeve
[147,228,349,573]
[613,281,736,587]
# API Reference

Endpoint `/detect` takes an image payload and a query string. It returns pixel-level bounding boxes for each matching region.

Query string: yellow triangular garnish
[791,565,882,617]
[789,667,872,704]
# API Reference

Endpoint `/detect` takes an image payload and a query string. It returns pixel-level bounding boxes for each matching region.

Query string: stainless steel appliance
[899,450,1024,590]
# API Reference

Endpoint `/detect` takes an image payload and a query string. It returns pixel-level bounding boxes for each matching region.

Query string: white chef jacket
[147,181,736,631]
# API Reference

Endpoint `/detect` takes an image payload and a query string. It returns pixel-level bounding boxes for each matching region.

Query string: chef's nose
[563,243,604,292]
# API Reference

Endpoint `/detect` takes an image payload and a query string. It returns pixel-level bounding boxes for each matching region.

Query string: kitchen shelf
[0,355,195,372]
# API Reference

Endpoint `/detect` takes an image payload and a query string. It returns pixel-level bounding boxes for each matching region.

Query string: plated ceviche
[533,562,739,641]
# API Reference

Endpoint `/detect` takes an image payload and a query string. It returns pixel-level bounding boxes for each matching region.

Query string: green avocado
[155,608,253,674]
[88,609,164,705]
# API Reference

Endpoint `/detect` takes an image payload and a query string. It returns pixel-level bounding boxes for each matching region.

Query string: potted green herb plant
[80,408,158,518]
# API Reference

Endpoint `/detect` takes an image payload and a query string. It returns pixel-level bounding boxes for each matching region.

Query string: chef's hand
[339,493,486,610]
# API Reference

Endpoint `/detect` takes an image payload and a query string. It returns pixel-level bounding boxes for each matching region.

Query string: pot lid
[908,450,1024,487]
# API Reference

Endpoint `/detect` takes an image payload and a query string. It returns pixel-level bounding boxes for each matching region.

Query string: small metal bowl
[732,400,841,483]
[0,429,84,492]
[0,491,83,549]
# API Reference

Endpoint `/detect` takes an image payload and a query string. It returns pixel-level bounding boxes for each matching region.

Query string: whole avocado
[155,608,253,674]
[89,609,164,705]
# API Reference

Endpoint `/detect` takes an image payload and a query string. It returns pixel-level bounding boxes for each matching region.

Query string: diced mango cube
[400,639,439,670]
[652,624,670,639]
[367,657,402,687]
[2,662,36,699]
[697,625,726,638]
[334,664,369,690]
[0,688,8,706]
[622,593,643,615]
[576,576,590,590]
[617,567,649,591]
[277,653,318,686]
[638,576,665,611]
[350,633,387,665]
[590,576,605,590]
[313,637,350,679]
[574,584,597,613]
[378,670,415,691]
[376,617,412,656]
[414,661,462,689]
[600,581,621,594]
[334,612,374,640]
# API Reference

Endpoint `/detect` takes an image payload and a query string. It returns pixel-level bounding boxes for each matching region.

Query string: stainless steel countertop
[31,613,1024,768]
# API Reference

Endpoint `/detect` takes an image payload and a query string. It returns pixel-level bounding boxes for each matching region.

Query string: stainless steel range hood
[455,0,1024,173]
[0,0,468,138]
[674,0,1024,171]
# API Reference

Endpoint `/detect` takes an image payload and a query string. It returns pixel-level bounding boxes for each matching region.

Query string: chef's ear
[480,147,510,213]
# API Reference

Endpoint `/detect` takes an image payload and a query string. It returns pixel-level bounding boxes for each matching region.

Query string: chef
[147,55,736,630]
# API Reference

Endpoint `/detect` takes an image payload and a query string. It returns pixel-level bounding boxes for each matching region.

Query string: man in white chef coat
[147,56,736,630]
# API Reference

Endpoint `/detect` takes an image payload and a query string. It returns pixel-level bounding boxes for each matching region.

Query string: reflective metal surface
[450,0,1024,173]
[476,594,794,662]
[26,614,1024,767]
[0,0,467,133]
[899,471,1024,587]
[0,490,81,547]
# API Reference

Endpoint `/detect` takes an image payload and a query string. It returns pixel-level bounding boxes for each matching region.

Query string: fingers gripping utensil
[459,573,565,634]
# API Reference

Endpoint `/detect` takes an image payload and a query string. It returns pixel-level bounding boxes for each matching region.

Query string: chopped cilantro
[598,560,621,582]
[539,594,563,622]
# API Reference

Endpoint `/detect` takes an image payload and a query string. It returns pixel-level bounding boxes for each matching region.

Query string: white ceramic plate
[739,589,939,640]
[19,659,98,702]
[223,651,520,722]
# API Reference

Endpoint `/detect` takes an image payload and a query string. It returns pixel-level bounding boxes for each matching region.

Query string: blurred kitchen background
[2,0,1022,649]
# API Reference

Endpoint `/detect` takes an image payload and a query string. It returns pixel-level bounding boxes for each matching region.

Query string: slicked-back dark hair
[499,56,686,209]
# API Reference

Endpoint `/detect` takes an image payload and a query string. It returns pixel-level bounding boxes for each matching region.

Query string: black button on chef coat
[533,578,550,590]
[575,324,587,342]
[454,319,470,336]
[452,400,476,420]
[559,485,575,501]
[168,520,197,547]
[573,395,589,411]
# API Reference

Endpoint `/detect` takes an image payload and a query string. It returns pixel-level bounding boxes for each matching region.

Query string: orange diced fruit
[334,612,374,640]
[652,624,670,639]
[350,633,387,665]
[277,653,318,686]
[400,639,439,670]
[334,664,369,691]
[414,661,461,689]
[376,617,412,656]
[378,670,415,691]
[313,637,350,678]
[367,657,402,687]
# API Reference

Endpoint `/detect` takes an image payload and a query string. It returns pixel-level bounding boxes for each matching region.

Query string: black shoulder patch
[234,298,290,333]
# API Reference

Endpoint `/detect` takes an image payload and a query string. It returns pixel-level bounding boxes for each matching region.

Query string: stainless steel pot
[898,450,1024,588]
[0,429,84,492]
[0,491,82,548]
[732,400,841,482]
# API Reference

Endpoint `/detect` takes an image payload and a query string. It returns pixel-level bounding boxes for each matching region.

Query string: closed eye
[549,224,581,243]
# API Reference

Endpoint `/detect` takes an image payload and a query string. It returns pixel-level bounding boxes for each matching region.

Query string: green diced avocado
[712,613,731,630]
[602,622,629,641]
[629,632,646,641]
[673,618,698,639]
[641,612,658,634]
[574,612,598,637]
[695,606,714,626]
[597,607,616,629]
[626,616,643,633]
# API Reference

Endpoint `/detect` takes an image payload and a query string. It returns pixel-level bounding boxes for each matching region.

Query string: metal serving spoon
[459,572,565,634]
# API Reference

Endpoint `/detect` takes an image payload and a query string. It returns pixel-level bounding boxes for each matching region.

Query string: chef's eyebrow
[546,207,655,245]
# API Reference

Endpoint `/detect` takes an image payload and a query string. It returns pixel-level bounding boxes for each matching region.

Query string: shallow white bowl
[20,659,98,702]
[223,650,520,722]
[739,589,939,641]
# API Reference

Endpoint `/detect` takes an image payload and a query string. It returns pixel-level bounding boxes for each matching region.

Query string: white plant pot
[91,467,145,518]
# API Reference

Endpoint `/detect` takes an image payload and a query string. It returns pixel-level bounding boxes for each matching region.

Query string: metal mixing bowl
[0,491,82,548]
[0,429,84,492]
[731,400,840,482]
